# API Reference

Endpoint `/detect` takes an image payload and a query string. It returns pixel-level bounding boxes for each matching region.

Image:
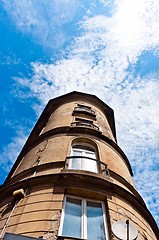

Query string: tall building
[0,91,158,240]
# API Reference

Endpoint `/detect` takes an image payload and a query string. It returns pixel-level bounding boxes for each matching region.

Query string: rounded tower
[0,91,158,240]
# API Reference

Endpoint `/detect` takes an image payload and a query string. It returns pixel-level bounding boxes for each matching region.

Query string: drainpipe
[0,189,25,239]
[126,219,129,240]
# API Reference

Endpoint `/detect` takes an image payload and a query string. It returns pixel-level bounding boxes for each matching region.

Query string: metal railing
[65,156,110,177]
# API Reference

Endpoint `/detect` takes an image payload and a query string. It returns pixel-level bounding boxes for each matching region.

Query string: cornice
[5,126,133,183]
[1,173,159,238]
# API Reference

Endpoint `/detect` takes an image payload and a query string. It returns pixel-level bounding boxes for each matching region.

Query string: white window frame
[69,143,99,173]
[58,195,109,240]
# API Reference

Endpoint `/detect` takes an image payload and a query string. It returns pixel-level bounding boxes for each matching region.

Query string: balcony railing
[71,121,99,131]
[65,156,110,177]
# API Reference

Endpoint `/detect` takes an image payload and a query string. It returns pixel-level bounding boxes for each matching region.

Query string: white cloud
[2,0,159,226]
[0,130,27,180]
[2,0,77,50]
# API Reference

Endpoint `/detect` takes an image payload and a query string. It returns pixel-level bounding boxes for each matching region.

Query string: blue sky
[0,0,159,227]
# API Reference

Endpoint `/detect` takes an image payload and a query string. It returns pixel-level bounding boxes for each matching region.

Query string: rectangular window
[59,196,109,240]
[72,104,96,119]
[77,104,92,111]
[75,117,93,125]
[75,104,95,116]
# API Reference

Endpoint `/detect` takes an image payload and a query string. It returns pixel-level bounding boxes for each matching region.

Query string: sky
[0,0,159,227]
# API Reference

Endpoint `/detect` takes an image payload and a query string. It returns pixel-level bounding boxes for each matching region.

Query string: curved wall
[41,101,115,141]
[11,134,134,187]
[0,92,158,240]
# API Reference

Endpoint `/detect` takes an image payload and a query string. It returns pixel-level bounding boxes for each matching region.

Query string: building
[0,91,158,240]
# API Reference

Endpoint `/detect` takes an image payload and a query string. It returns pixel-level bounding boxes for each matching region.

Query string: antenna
[112,220,138,240]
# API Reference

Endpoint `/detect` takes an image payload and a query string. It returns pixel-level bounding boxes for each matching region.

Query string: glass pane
[71,146,98,173]
[83,151,98,173]
[62,197,82,238]
[73,149,82,156]
[71,149,82,169]
[87,201,106,240]
[85,150,96,158]
[81,158,97,172]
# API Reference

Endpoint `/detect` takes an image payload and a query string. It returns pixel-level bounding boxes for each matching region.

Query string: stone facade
[0,92,158,240]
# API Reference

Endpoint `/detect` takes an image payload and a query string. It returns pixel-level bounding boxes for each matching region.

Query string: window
[69,144,98,173]
[75,117,93,125]
[72,104,96,121]
[75,104,95,115]
[71,119,99,130]
[77,104,92,111]
[59,196,109,240]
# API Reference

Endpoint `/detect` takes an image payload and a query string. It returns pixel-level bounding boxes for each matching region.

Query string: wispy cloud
[0,54,21,66]
[0,130,27,181]
[1,0,159,225]
[2,0,77,50]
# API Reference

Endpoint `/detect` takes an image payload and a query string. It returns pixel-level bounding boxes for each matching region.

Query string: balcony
[65,156,110,177]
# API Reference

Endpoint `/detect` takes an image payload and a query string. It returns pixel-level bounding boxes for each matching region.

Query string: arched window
[68,142,99,173]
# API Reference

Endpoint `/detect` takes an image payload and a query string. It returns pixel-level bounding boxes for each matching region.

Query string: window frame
[75,117,93,125]
[77,104,92,111]
[73,104,96,117]
[58,195,109,240]
[69,143,99,173]
[72,117,99,130]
